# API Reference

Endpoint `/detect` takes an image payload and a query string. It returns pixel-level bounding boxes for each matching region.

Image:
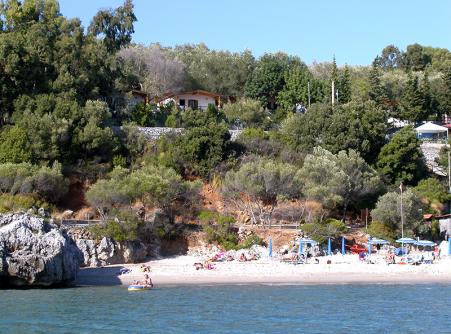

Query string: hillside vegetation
[1,0,450,247]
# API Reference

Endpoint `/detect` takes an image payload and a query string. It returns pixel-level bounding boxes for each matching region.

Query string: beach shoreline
[75,255,451,287]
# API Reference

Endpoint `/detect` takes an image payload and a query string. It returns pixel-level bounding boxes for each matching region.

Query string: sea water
[0,284,450,333]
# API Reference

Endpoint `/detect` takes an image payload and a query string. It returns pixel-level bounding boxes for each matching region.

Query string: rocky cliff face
[67,228,149,267]
[0,213,82,287]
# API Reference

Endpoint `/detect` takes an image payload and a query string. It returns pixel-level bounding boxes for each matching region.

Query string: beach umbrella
[327,238,331,256]
[368,240,371,256]
[395,237,416,244]
[415,240,436,247]
[269,237,273,257]
[341,237,345,256]
[299,238,318,245]
[299,239,303,255]
[369,238,390,245]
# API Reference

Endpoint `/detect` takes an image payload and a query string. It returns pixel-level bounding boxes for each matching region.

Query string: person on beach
[142,274,153,287]
[134,274,153,287]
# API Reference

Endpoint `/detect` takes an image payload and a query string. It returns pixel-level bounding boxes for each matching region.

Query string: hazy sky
[58,0,451,66]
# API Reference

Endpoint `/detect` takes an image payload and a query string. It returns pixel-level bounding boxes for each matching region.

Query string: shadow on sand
[75,265,125,286]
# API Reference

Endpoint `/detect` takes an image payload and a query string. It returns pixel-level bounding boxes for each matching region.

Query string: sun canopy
[369,238,390,245]
[415,240,436,247]
[298,238,318,245]
[415,122,448,134]
[396,237,417,244]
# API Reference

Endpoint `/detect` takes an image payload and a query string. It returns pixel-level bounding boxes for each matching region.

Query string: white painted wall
[161,93,216,109]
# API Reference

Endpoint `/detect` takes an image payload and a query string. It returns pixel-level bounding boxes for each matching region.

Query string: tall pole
[331,81,335,106]
[307,81,311,108]
[448,149,450,194]
[447,131,450,213]
[400,182,404,252]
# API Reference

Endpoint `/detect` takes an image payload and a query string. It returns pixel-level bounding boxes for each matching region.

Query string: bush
[0,126,32,163]
[0,194,52,213]
[153,124,240,179]
[89,210,140,242]
[238,234,264,249]
[223,98,269,129]
[0,162,68,203]
[367,221,397,242]
[200,210,238,249]
[301,218,347,244]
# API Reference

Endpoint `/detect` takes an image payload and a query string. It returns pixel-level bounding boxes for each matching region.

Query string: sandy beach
[76,254,451,287]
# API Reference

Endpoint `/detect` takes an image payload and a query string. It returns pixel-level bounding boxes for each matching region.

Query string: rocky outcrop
[0,213,82,287]
[75,237,148,267]
[68,227,149,267]
[420,142,446,176]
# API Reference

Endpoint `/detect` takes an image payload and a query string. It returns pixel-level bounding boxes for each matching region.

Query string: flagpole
[400,182,404,252]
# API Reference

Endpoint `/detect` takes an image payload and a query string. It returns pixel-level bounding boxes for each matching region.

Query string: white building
[159,90,220,110]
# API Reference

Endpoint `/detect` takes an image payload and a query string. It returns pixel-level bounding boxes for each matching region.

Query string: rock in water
[0,213,82,287]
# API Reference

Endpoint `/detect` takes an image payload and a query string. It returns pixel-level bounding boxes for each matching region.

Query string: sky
[58,0,451,66]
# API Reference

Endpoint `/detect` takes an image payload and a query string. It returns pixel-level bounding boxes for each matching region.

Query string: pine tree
[331,56,338,104]
[420,70,433,120]
[339,65,352,103]
[401,72,423,123]
[442,66,451,116]
[368,61,387,106]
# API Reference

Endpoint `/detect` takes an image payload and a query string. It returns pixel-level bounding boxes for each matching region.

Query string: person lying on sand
[238,253,247,262]
[194,262,204,270]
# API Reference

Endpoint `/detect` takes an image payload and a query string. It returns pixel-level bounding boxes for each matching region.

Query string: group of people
[193,261,216,270]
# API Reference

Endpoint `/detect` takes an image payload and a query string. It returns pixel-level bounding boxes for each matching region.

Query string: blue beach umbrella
[327,238,331,256]
[370,238,390,245]
[395,237,416,244]
[368,240,372,256]
[269,237,273,257]
[341,237,345,256]
[415,240,436,247]
[299,238,318,245]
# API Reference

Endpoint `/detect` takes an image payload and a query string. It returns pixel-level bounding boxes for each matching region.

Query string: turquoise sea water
[0,284,450,334]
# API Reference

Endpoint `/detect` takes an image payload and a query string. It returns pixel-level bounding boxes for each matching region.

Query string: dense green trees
[0,126,32,163]
[376,126,425,185]
[150,123,239,179]
[371,189,425,235]
[86,165,200,220]
[0,162,68,202]
[245,53,302,108]
[281,100,387,163]
[223,98,269,129]
[276,65,324,111]
[1,0,450,240]
[222,158,302,225]
[299,147,382,213]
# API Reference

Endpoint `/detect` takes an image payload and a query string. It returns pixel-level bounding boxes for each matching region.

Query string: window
[179,99,185,107]
[188,99,198,109]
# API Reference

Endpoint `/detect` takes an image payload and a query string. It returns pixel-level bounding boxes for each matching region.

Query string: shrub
[0,126,32,163]
[0,162,68,203]
[0,194,52,213]
[238,234,264,249]
[301,219,347,244]
[367,220,397,242]
[89,210,140,242]
[200,210,238,249]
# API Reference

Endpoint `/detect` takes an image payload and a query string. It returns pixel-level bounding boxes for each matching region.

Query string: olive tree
[222,158,302,225]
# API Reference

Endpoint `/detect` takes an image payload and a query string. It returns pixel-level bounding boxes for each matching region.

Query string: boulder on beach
[0,213,82,287]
